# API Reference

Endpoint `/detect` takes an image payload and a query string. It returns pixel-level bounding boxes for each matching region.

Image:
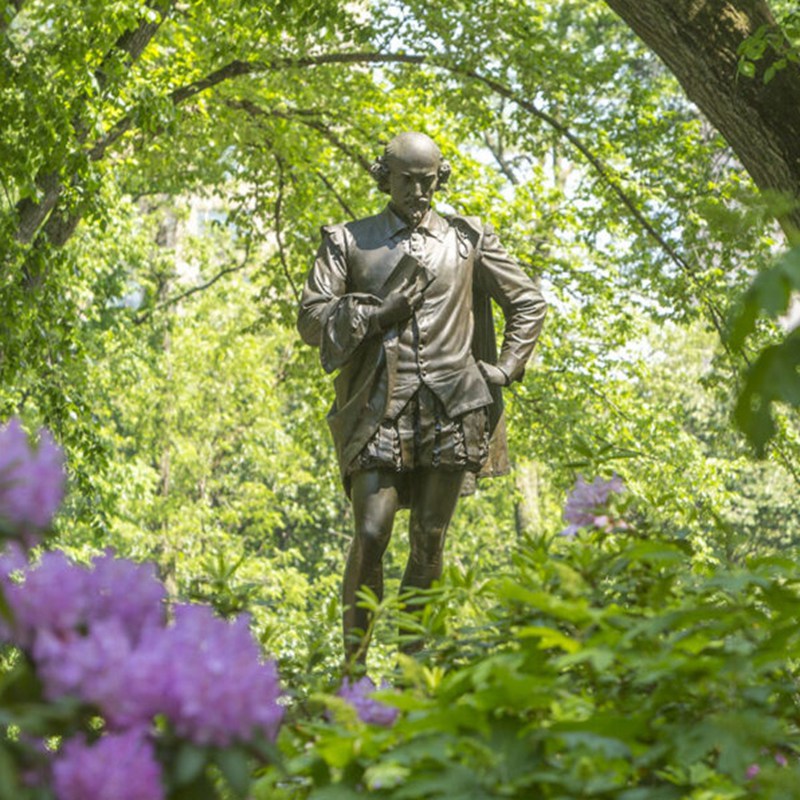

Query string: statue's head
[370,132,451,225]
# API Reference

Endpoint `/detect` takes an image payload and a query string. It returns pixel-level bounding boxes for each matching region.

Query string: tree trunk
[514,460,543,538]
[11,2,171,249]
[154,209,179,597]
[604,0,800,240]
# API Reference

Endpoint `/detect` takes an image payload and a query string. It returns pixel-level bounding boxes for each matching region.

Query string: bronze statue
[297,132,546,667]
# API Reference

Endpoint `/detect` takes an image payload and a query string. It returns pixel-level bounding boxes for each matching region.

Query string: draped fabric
[298,206,547,502]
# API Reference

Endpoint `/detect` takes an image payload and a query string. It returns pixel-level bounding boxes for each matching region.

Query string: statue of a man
[297,132,546,666]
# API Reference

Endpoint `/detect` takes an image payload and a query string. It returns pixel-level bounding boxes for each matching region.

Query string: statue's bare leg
[343,469,401,665]
[400,468,465,652]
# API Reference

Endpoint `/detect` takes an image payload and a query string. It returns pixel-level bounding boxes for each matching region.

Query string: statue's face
[386,137,441,226]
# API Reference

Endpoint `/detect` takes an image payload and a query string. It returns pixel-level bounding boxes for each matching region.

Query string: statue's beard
[406,200,429,226]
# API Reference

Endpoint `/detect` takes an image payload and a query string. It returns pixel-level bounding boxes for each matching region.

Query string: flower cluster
[142,603,284,746]
[0,417,286,798]
[2,553,284,746]
[52,730,164,800]
[0,417,65,545]
[7,550,164,651]
[561,474,626,538]
[338,676,399,727]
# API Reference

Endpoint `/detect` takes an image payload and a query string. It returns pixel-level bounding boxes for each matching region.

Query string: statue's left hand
[478,361,508,386]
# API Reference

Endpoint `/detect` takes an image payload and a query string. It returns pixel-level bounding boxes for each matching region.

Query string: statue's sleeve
[297,225,381,374]
[474,223,547,383]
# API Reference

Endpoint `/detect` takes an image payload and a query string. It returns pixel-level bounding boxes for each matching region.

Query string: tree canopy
[3,0,798,492]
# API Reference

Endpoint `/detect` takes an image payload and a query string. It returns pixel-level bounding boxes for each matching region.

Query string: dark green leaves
[735,329,800,456]
[728,246,800,455]
[728,246,800,350]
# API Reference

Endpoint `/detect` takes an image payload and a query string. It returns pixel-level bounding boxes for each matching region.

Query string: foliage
[0,418,284,800]
[728,246,800,456]
[737,3,800,83]
[268,497,800,799]
[7,416,800,800]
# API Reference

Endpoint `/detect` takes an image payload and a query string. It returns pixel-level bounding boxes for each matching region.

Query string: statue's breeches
[348,385,489,475]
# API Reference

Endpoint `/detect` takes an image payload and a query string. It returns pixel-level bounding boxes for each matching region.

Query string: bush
[0,418,283,799]
[4,418,799,799]
[270,477,800,799]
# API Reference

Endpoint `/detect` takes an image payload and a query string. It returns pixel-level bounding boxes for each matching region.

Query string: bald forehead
[385,133,442,171]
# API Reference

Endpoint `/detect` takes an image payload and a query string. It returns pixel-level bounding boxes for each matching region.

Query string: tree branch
[18,46,727,338]
[93,50,704,285]
[482,131,520,186]
[95,0,173,91]
[272,153,300,302]
[87,53,427,164]
[0,0,28,33]
[133,238,252,324]
[224,98,362,218]
[12,2,172,246]
[314,171,357,220]
[224,98,372,172]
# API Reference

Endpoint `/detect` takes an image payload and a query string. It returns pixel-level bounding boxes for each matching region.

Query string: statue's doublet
[297,205,546,497]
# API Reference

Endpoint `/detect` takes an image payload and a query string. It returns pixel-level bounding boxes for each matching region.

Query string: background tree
[604,0,800,239]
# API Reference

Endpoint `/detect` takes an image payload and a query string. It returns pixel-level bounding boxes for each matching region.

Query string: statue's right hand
[375,280,423,329]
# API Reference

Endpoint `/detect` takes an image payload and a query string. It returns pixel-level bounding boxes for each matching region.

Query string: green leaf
[364,761,411,791]
[738,59,757,78]
[516,625,581,653]
[619,541,688,565]
[308,786,364,800]
[554,731,632,759]
[618,788,682,800]
[0,659,44,705]
[316,733,358,770]
[215,747,252,798]
[0,743,21,800]
[392,763,491,800]
[168,773,218,800]
[172,743,208,788]
[495,579,594,623]
[734,329,800,455]
[729,246,800,348]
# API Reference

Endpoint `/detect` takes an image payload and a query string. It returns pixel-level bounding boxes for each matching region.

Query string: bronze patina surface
[298,132,547,666]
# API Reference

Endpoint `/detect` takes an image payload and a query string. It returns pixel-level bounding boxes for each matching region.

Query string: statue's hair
[369,136,451,194]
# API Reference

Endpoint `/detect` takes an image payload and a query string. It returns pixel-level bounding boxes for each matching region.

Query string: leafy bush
[268,479,800,799]
[4,418,800,799]
[0,418,283,800]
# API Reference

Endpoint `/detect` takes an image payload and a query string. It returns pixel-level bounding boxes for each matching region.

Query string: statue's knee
[356,524,391,557]
[409,523,446,562]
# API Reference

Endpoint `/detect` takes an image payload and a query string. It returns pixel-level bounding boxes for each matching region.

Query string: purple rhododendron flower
[147,604,284,746]
[560,474,625,537]
[3,551,284,746]
[0,541,29,638]
[36,617,163,730]
[5,551,94,649]
[0,542,28,577]
[0,541,29,613]
[52,730,164,800]
[0,417,65,542]
[338,676,398,727]
[4,552,168,727]
[88,553,167,643]
[5,551,165,652]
